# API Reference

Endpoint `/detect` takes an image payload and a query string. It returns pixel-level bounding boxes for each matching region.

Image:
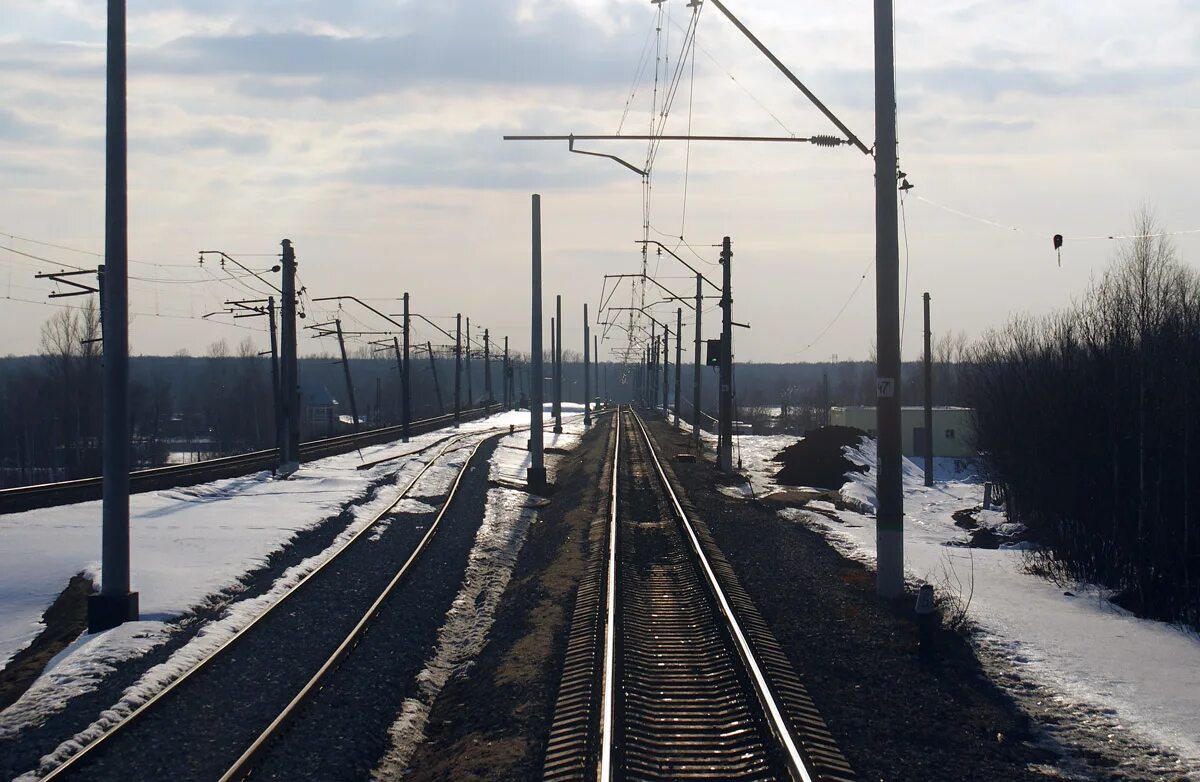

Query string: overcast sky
[1,0,1197,363]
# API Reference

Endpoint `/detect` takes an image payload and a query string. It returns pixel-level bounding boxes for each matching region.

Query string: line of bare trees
[965,213,1199,628]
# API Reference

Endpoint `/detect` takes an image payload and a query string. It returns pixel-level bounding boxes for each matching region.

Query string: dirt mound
[772,426,868,489]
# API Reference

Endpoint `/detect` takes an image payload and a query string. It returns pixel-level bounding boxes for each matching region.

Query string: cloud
[0,107,58,143]
[136,2,640,101]
[138,128,272,157]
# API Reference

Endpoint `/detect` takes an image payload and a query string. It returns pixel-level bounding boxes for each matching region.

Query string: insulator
[809,134,845,147]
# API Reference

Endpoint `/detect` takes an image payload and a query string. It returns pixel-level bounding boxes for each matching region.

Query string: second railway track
[543,407,855,782]
[35,427,504,781]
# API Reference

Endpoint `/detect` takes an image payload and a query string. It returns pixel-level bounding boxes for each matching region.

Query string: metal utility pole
[583,303,591,426]
[528,194,546,487]
[466,317,473,408]
[650,320,657,409]
[503,336,511,409]
[426,341,444,415]
[923,292,934,487]
[454,313,462,424]
[268,297,281,455]
[550,317,556,416]
[718,237,734,472]
[391,335,404,423]
[402,292,411,442]
[554,295,563,434]
[662,329,669,414]
[693,273,702,451]
[280,240,300,473]
[875,0,904,599]
[674,307,682,426]
[334,319,360,434]
[92,0,137,632]
[594,334,599,403]
[823,369,830,427]
[484,328,493,404]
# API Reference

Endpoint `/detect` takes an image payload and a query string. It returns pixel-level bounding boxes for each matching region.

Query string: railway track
[33,426,503,781]
[0,405,502,515]
[543,408,854,782]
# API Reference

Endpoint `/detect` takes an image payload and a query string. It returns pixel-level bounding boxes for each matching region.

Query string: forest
[966,215,1199,628]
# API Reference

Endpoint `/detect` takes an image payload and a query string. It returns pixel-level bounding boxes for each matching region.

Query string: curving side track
[36,428,499,782]
[543,407,855,782]
[0,405,502,515]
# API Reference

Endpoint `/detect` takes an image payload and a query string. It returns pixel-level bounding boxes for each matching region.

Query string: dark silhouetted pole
[718,237,734,472]
[875,0,904,598]
[503,336,511,409]
[550,317,556,415]
[484,328,493,404]
[662,329,669,413]
[693,274,702,451]
[268,297,281,456]
[593,334,599,402]
[427,341,444,415]
[391,336,404,423]
[280,240,300,471]
[923,292,934,487]
[583,303,591,426]
[554,294,563,433]
[823,369,830,427]
[529,195,546,487]
[674,307,682,426]
[335,319,360,434]
[92,0,138,632]
[402,292,411,441]
[454,313,462,423]
[466,317,473,408]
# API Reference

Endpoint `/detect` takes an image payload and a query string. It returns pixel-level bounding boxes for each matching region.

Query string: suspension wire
[679,6,700,238]
[797,256,875,356]
[617,14,659,135]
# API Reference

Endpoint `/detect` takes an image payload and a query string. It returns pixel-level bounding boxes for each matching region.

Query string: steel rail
[626,408,815,782]
[598,409,620,781]
[38,432,483,781]
[217,432,493,781]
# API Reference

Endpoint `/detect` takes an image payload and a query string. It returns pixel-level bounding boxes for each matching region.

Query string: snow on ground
[716,425,1200,768]
[0,410,546,674]
[0,407,603,745]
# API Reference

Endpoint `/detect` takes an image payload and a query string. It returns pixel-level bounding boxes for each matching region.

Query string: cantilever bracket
[569,136,647,177]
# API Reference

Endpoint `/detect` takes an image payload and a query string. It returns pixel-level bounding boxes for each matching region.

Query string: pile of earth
[772,426,868,489]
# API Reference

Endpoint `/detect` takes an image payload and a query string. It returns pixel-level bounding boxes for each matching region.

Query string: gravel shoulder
[402,415,613,781]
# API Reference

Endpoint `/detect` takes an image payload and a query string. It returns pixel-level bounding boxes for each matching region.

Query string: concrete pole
[466,317,473,409]
[268,297,281,455]
[554,295,563,433]
[335,319,360,434]
[280,240,299,471]
[662,330,669,414]
[650,320,657,409]
[504,336,511,409]
[402,292,411,442]
[597,333,604,402]
[674,307,682,426]
[484,328,493,404]
[718,237,734,472]
[693,273,702,451]
[427,340,444,415]
[528,195,546,487]
[92,0,138,632]
[454,313,462,424]
[875,0,904,599]
[923,292,934,487]
[550,317,556,415]
[583,303,591,426]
